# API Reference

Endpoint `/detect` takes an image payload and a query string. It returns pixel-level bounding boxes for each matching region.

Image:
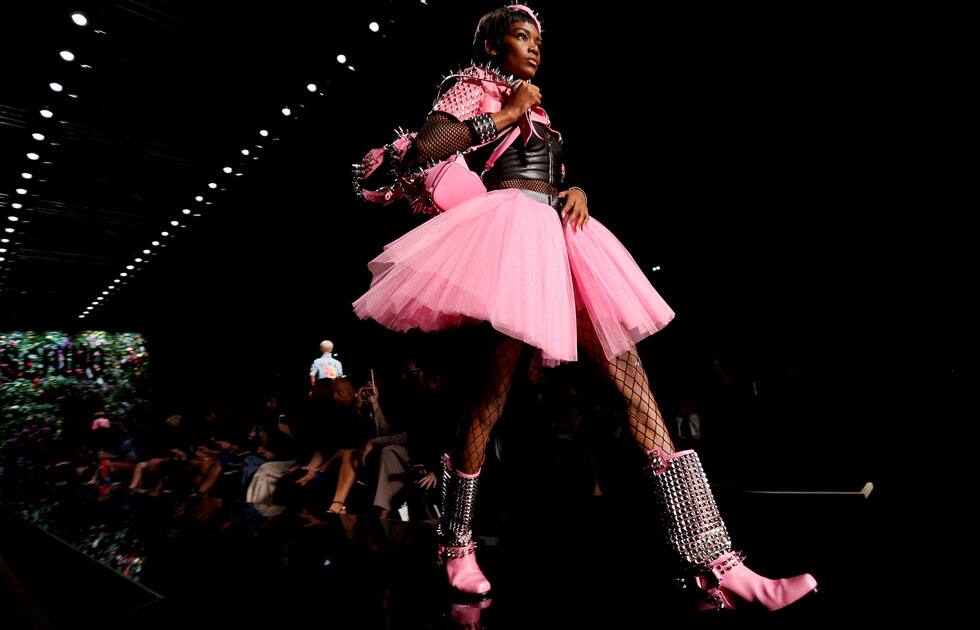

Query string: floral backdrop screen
[0,331,150,445]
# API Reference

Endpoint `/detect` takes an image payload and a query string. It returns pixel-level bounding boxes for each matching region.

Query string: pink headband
[507,4,543,34]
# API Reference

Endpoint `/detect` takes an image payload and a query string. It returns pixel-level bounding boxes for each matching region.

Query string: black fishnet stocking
[453,332,526,474]
[575,307,675,455]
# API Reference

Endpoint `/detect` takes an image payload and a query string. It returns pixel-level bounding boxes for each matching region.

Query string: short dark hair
[472,6,540,65]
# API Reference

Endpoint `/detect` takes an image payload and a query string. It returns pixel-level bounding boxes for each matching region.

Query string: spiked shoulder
[428,59,517,121]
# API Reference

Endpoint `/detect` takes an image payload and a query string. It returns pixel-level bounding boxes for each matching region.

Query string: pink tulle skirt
[351,188,675,367]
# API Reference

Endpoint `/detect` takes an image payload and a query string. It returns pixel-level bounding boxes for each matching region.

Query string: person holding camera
[361,364,455,520]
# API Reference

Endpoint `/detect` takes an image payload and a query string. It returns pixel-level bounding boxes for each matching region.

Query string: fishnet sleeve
[413,111,480,164]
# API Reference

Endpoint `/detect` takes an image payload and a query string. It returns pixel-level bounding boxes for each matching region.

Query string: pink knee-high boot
[437,453,491,597]
[647,448,818,612]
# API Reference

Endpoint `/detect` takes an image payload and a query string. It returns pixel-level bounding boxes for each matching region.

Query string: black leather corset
[465,121,564,188]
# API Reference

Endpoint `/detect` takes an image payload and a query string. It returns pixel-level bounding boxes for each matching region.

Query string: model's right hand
[503,80,541,119]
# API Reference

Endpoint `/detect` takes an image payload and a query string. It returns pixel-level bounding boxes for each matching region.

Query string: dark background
[0,2,967,489]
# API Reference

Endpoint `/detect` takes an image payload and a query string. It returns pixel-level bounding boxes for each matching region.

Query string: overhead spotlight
[68,94,79,99]
[102,291,109,295]
[49,82,63,92]
[80,64,92,69]
[7,216,19,222]
[11,203,21,209]
[135,258,143,263]
[27,153,39,160]
[348,65,356,72]
[78,315,85,319]
[170,220,179,226]
[0,257,4,262]
[143,249,151,254]
[113,279,121,283]
[195,195,204,202]
[307,83,317,92]
[259,129,269,137]
[1,238,9,243]
[151,240,160,246]
[369,22,380,32]
[59,50,75,62]
[126,265,134,270]
[161,231,169,237]
[0,248,6,253]
[97,296,104,301]
[72,12,88,26]
[336,54,347,64]
[222,166,232,174]
[15,189,27,195]
[40,109,53,118]
[208,182,217,189]
[281,107,291,116]
[21,173,33,179]
[241,149,250,156]
[32,132,45,141]
[234,173,243,177]
[4,228,14,234]
[651,266,662,272]
[120,272,128,277]
[181,209,191,215]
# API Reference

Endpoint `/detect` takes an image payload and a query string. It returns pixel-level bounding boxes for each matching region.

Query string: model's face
[487,20,541,80]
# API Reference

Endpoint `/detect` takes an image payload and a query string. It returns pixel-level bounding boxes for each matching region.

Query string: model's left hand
[558,188,589,231]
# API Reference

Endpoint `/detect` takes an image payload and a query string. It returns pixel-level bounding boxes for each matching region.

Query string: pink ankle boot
[438,541,491,595]
[647,448,818,611]
[437,454,491,597]
[693,551,819,611]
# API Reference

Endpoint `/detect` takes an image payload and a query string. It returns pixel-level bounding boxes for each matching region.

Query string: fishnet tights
[454,333,526,474]
[574,307,675,455]
[452,310,674,474]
